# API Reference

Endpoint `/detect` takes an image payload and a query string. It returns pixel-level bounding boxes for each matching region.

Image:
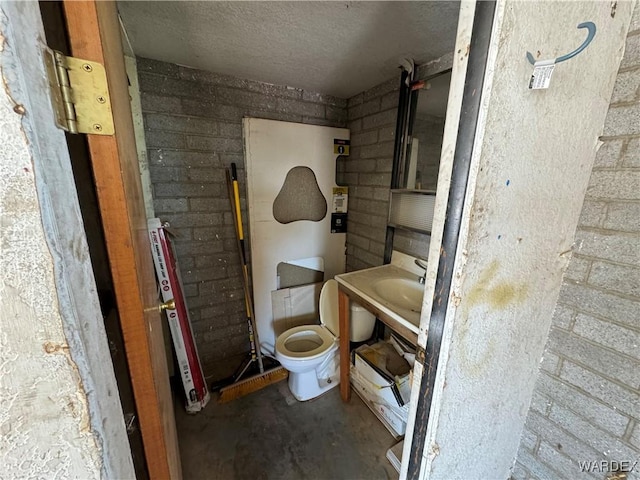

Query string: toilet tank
[350,302,376,342]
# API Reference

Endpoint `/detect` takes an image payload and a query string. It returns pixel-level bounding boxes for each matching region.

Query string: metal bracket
[43,47,114,135]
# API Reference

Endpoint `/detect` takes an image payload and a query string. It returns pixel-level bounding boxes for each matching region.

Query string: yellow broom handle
[231,164,244,240]
[233,181,244,239]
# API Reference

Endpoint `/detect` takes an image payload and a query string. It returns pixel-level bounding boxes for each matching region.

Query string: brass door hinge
[43,47,114,135]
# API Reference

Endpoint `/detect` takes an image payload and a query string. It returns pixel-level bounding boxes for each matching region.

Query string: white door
[244,118,349,351]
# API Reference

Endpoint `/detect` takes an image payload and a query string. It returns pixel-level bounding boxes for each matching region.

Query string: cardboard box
[351,366,409,437]
[354,342,411,402]
[350,342,411,437]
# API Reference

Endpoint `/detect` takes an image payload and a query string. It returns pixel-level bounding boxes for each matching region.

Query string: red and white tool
[148,218,210,413]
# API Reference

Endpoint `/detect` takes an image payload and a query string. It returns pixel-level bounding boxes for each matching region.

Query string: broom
[217,164,287,403]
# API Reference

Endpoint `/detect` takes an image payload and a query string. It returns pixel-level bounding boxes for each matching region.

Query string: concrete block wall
[137,57,347,379]
[513,9,640,479]
[343,76,399,271]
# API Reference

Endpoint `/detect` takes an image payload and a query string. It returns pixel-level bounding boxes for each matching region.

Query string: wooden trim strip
[62,2,180,478]
[338,289,351,402]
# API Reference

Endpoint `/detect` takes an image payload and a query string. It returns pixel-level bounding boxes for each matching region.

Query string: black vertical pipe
[383,226,395,265]
[402,88,420,189]
[384,69,411,264]
[390,69,411,190]
[406,2,496,479]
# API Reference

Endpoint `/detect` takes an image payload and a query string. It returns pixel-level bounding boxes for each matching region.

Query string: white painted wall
[0,2,134,478]
[416,1,635,478]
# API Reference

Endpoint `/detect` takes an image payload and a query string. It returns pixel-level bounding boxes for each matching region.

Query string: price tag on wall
[529,60,556,89]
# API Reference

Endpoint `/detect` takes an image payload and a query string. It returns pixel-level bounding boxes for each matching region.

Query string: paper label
[332,187,348,213]
[331,187,348,233]
[529,63,555,89]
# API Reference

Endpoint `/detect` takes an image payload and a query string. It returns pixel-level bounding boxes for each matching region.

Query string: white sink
[372,278,423,315]
[335,264,426,334]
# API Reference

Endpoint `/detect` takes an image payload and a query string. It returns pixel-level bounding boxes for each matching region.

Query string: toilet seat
[275,324,336,361]
[274,279,375,401]
[274,280,345,401]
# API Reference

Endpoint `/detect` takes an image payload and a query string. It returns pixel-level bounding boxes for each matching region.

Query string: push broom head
[218,366,288,403]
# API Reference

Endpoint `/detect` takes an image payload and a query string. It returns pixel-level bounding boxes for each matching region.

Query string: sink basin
[372,278,424,315]
[335,263,426,335]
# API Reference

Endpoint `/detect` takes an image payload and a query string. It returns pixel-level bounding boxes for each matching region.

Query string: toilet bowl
[275,279,375,401]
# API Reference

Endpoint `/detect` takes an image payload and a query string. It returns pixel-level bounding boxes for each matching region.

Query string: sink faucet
[414,258,427,284]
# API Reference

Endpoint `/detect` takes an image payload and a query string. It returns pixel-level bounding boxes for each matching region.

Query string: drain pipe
[405,2,496,479]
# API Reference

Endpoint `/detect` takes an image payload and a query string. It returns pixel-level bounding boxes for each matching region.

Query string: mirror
[384,67,452,263]
[403,70,451,191]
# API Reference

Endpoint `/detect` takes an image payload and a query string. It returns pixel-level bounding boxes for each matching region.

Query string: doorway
[37,1,484,478]
[39,1,181,478]
[118,1,475,479]
[38,2,147,477]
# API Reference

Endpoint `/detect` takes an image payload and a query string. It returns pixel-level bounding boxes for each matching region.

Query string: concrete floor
[175,379,399,479]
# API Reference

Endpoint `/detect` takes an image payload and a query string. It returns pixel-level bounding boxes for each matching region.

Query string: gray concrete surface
[1,2,134,477]
[514,4,640,478]
[175,381,398,479]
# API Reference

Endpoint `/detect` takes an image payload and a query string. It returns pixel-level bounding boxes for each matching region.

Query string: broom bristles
[218,367,288,403]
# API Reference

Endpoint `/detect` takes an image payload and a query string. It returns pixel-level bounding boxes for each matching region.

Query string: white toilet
[275,279,376,401]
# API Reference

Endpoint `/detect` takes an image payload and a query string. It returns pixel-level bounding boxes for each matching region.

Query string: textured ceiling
[118,1,460,99]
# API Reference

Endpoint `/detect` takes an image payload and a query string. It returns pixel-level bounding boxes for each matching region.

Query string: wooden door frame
[62,1,181,478]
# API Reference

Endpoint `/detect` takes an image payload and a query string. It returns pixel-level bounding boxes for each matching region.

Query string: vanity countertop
[335,263,424,338]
